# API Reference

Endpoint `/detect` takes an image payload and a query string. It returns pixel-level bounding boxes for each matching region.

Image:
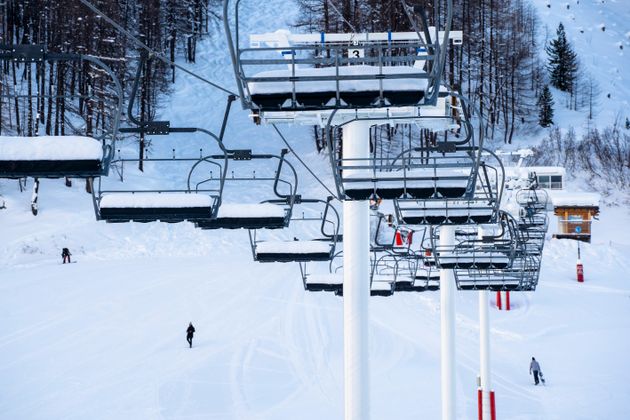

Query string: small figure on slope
[186,322,196,348]
[61,248,72,264]
[530,357,543,385]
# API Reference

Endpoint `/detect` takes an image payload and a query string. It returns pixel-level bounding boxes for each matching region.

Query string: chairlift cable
[271,124,339,200]
[77,0,238,97]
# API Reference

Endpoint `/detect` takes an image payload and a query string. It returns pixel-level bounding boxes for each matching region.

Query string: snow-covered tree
[537,85,554,127]
[546,23,578,93]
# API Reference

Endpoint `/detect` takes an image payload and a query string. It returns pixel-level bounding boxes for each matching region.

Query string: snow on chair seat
[254,240,335,263]
[248,66,429,111]
[304,274,343,292]
[0,136,105,178]
[98,192,216,223]
[196,203,289,230]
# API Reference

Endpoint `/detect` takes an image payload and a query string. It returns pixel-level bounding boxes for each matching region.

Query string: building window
[537,174,563,189]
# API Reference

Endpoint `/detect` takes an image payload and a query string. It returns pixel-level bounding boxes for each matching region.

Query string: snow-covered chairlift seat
[370,276,395,296]
[304,273,343,293]
[0,46,122,178]
[196,202,290,229]
[254,239,335,262]
[0,136,107,178]
[97,192,218,223]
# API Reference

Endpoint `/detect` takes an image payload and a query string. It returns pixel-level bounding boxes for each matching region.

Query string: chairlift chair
[93,154,225,223]
[0,45,122,179]
[194,149,298,229]
[223,0,460,116]
[251,197,340,263]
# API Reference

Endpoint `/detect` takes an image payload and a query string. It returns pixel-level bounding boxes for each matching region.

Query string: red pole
[478,388,483,420]
[490,390,496,420]
[577,259,584,282]
[505,291,510,311]
[496,291,502,310]
[395,230,403,246]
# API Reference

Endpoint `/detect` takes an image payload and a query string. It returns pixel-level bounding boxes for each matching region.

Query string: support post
[505,291,510,311]
[496,290,502,310]
[342,120,371,420]
[479,290,492,420]
[440,225,457,420]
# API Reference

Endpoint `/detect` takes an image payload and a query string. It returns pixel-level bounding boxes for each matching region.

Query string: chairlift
[223,0,460,115]
[194,149,298,229]
[429,211,519,270]
[251,197,340,262]
[92,153,225,223]
[0,45,123,179]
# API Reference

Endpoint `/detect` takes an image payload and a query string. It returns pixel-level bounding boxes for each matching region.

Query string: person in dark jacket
[186,323,196,348]
[530,357,542,385]
[62,248,71,264]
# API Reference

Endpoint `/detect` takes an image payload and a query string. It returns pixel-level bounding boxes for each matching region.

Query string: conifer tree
[546,23,578,92]
[537,85,554,127]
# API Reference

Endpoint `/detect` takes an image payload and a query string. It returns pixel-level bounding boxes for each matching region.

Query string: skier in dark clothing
[530,357,542,385]
[186,323,195,348]
[62,248,71,264]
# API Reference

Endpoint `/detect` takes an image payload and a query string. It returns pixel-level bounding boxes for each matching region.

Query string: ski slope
[1,0,630,419]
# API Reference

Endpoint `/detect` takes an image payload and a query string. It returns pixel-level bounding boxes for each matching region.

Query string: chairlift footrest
[2,45,46,62]
[233,150,253,160]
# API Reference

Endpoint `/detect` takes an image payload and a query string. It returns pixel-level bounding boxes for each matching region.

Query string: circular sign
[575,226,582,233]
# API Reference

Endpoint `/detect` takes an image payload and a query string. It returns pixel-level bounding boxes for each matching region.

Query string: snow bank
[249,65,430,94]
[256,240,333,254]
[100,193,215,209]
[217,203,286,218]
[0,136,103,160]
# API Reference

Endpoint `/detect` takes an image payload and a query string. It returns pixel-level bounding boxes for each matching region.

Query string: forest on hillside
[0,0,219,160]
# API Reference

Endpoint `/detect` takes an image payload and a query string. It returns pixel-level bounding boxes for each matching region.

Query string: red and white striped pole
[576,242,584,282]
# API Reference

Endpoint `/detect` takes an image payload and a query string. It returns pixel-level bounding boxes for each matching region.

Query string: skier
[186,322,196,348]
[529,357,542,385]
[61,248,71,264]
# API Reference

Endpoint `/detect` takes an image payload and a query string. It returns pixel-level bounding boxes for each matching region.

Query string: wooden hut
[551,192,600,243]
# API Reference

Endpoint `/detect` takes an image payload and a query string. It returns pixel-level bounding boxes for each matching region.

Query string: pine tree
[546,23,578,92]
[537,85,554,127]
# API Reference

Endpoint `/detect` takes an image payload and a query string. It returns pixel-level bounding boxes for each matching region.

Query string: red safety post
[505,291,510,311]
[496,291,502,310]
[407,230,414,245]
[477,388,483,420]
[577,259,584,282]
[490,390,497,420]
[395,230,403,246]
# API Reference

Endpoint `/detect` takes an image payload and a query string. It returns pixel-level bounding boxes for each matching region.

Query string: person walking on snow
[530,357,542,385]
[61,248,71,264]
[186,323,196,348]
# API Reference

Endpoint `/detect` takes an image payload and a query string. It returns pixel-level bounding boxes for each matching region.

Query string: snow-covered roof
[549,192,600,208]
[249,65,429,95]
[0,136,103,161]
[100,193,215,209]
[256,240,333,254]
[504,166,566,178]
[217,203,286,218]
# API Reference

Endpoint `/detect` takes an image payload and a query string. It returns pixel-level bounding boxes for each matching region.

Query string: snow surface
[249,65,430,94]
[1,0,630,419]
[0,136,103,160]
[99,193,215,209]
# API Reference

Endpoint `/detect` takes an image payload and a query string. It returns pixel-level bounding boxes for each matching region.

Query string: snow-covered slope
[1,1,630,419]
